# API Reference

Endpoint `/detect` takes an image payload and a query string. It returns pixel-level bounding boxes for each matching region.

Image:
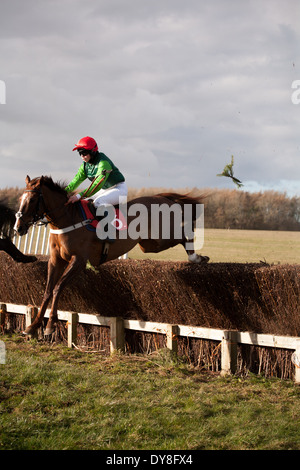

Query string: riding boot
[91,202,115,244]
[87,199,97,219]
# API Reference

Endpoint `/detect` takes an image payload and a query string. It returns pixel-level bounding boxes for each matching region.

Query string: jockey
[65,136,127,209]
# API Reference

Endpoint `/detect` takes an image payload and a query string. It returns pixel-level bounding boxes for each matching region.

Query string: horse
[0,201,36,263]
[14,175,209,336]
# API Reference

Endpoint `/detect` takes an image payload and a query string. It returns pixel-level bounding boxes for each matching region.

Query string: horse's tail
[156,192,207,220]
[157,192,207,204]
[0,201,15,238]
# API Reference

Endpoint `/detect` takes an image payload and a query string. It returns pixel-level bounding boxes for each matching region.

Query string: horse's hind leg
[182,238,209,264]
[139,238,209,264]
[44,255,86,336]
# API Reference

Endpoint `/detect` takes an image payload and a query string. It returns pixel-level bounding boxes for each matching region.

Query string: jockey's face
[78,149,92,162]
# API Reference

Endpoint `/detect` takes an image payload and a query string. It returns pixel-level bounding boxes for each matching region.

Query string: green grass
[128,229,300,264]
[1,336,299,450]
[5,229,300,450]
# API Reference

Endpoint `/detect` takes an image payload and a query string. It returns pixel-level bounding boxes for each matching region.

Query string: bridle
[15,187,48,229]
[16,185,75,232]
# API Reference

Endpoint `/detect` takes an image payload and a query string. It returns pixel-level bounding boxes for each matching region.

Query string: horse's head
[14,175,45,236]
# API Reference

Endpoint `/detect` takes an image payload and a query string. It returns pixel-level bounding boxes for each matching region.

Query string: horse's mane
[27,175,77,199]
[39,176,68,197]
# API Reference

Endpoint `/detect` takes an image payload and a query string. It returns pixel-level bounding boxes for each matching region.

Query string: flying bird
[217,156,243,188]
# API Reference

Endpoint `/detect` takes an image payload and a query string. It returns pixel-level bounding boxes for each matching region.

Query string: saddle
[76,199,128,264]
[77,199,127,233]
[77,199,98,230]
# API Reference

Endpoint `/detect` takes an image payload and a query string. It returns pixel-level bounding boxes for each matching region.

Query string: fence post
[166,324,179,353]
[110,317,125,353]
[221,330,237,376]
[68,312,78,348]
[25,306,39,338]
[0,303,6,331]
[294,340,300,384]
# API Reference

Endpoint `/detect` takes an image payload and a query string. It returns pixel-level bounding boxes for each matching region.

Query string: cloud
[0,0,299,194]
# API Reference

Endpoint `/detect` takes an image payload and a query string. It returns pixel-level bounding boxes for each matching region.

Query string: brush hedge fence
[0,253,299,380]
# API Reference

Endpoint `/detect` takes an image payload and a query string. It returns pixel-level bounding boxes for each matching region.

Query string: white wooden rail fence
[13,224,50,255]
[1,302,299,383]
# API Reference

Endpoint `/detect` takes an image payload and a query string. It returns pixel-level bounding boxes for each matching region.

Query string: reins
[17,178,97,235]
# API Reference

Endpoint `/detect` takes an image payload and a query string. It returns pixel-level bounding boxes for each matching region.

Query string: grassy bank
[0,336,299,450]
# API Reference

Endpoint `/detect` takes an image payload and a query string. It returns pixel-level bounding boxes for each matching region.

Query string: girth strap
[49,219,92,234]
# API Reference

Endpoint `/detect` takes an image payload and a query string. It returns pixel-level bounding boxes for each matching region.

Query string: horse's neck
[43,188,77,228]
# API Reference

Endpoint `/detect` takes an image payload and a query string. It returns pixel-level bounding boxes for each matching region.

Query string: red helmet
[72,136,98,152]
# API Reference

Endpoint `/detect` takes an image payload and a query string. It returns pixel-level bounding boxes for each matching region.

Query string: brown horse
[0,201,36,263]
[14,175,209,336]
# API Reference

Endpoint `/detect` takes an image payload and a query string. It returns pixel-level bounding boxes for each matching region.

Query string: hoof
[44,323,56,336]
[26,256,38,263]
[188,254,210,264]
[44,328,55,336]
[18,255,37,263]
[22,326,36,336]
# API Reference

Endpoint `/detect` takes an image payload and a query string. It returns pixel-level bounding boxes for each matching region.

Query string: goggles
[78,149,90,156]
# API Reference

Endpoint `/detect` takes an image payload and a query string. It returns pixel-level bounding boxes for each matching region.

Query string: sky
[0,0,299,196]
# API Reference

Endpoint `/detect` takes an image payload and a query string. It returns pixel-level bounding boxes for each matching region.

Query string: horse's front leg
[23,257,67,336]
[44,255,86,336]
[0,237,37,263]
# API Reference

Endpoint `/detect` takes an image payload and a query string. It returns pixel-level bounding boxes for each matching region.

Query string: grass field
[14,226,300,264]
[127,229,300,264]
[2,229,300,451]
[1,337,300,451]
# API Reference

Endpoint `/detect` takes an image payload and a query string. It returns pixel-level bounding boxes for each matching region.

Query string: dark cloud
[0,0,299,194]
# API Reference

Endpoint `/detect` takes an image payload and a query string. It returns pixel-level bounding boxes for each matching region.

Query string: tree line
[1,185,300,231]
[128,187,300,231]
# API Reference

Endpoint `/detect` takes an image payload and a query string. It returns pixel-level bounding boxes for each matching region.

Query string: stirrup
[86,201,116,243]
